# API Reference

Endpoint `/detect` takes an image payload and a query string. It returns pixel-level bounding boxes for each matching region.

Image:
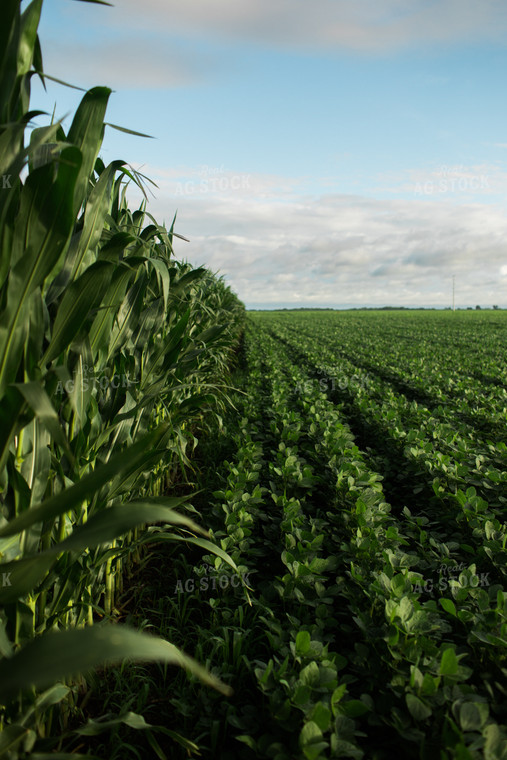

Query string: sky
[28,0,507,309]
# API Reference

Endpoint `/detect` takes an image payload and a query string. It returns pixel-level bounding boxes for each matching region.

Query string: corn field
[0,0,245,756]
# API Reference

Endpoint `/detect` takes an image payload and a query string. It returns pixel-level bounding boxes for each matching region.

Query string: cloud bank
[127,164,507,308]
[114,0,507,52]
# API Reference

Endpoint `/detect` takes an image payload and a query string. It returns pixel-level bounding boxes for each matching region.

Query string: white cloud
[41,36,217,89]
[40,1,507,102]
[125,164,507,307]
[111,0,507,53]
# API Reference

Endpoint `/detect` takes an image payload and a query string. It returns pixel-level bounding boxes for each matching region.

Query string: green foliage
[0,0,244,755]
[151,310,507,758]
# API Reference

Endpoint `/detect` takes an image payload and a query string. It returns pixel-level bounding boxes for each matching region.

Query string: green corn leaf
[0,498,206,602]
[132,297,164,348]
[0,553,54,603]
[0,0,19,81]
[0,1,20,123]
[32,24,43,84]
[19,418,51,506]
[145,258,170,311]
[0,423,170,538]
[1,121,59,178]
[88,265,134,358]
[28,754,100,759]
[33,71,87,91]
[0,625,233,700]
[13,382,73,459]
[97,231,135,262]
[147,534,251,600]
[169,267,205,299]
[142,308,190,382]
[105,122,153,138]
[193,324,227,345]
[0,386,26,475]
[18,0,43,77]
[42,260,115,365]
[106,273,147,361]
[74,712,199,753]
[54,498,208,553]
[72,0,114,5]
[22,684,72,725]
[72,160,126,277]
[66,340,94,428]
[0,146,81,397]
[67,87,111,218]
[76,711,153,735]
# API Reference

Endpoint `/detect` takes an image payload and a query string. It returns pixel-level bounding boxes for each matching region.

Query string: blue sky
[29,0,507,308]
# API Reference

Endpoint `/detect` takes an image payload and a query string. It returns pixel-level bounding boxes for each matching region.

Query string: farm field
[2,3,507,758]
[114,309,507,760]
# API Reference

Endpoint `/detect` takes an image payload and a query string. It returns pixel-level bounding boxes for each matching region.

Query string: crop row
[271,312,507,441]
[160,316,507,758]
[253,322,507,758]
[262,317,507,580]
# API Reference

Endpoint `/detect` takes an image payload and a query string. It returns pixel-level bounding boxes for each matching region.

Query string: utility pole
[452,275,455,312]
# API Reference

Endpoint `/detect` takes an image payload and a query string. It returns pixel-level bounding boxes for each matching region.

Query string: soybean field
[142,309,507,760]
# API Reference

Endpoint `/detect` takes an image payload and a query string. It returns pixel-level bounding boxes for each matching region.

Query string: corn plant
[0,0,245,755]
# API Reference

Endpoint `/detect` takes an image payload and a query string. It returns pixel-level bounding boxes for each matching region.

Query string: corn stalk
[0,0,244,754]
